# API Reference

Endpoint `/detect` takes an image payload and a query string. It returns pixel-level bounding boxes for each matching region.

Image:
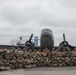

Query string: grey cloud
[1,0,43,24]
[57,0,76,9]
[1,0,76,27]
[0,0,76,45]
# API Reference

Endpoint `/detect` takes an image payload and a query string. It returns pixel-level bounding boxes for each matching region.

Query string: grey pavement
[0,67,76,75]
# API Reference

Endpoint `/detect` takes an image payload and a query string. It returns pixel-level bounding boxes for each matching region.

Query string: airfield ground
[0,67,76,75]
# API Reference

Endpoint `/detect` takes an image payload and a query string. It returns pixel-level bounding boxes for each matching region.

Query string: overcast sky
[0,0,76,46]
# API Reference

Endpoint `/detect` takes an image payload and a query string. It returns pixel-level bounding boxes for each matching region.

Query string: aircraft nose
[42,32,50,37]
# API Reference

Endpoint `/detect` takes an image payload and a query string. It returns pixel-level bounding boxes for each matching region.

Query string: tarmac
[0,67,76,75]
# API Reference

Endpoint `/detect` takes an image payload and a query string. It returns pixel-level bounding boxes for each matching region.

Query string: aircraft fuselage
[40,29,54,49]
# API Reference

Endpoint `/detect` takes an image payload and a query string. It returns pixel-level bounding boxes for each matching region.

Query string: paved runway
[0,67,76,75]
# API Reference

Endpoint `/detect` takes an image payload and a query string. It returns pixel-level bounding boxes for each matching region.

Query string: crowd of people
[0,47,76,71]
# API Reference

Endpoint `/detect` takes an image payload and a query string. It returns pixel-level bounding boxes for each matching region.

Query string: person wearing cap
[56,49,62,57]
[51,56,59,67]
[25,57,32,68]
[72,56,76,66]
[65,56,71,66]
[74,48,76,56]
[9,56,17,70]
[0,55,5,70]
[3,54,11,71]
[17,54,24,69]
